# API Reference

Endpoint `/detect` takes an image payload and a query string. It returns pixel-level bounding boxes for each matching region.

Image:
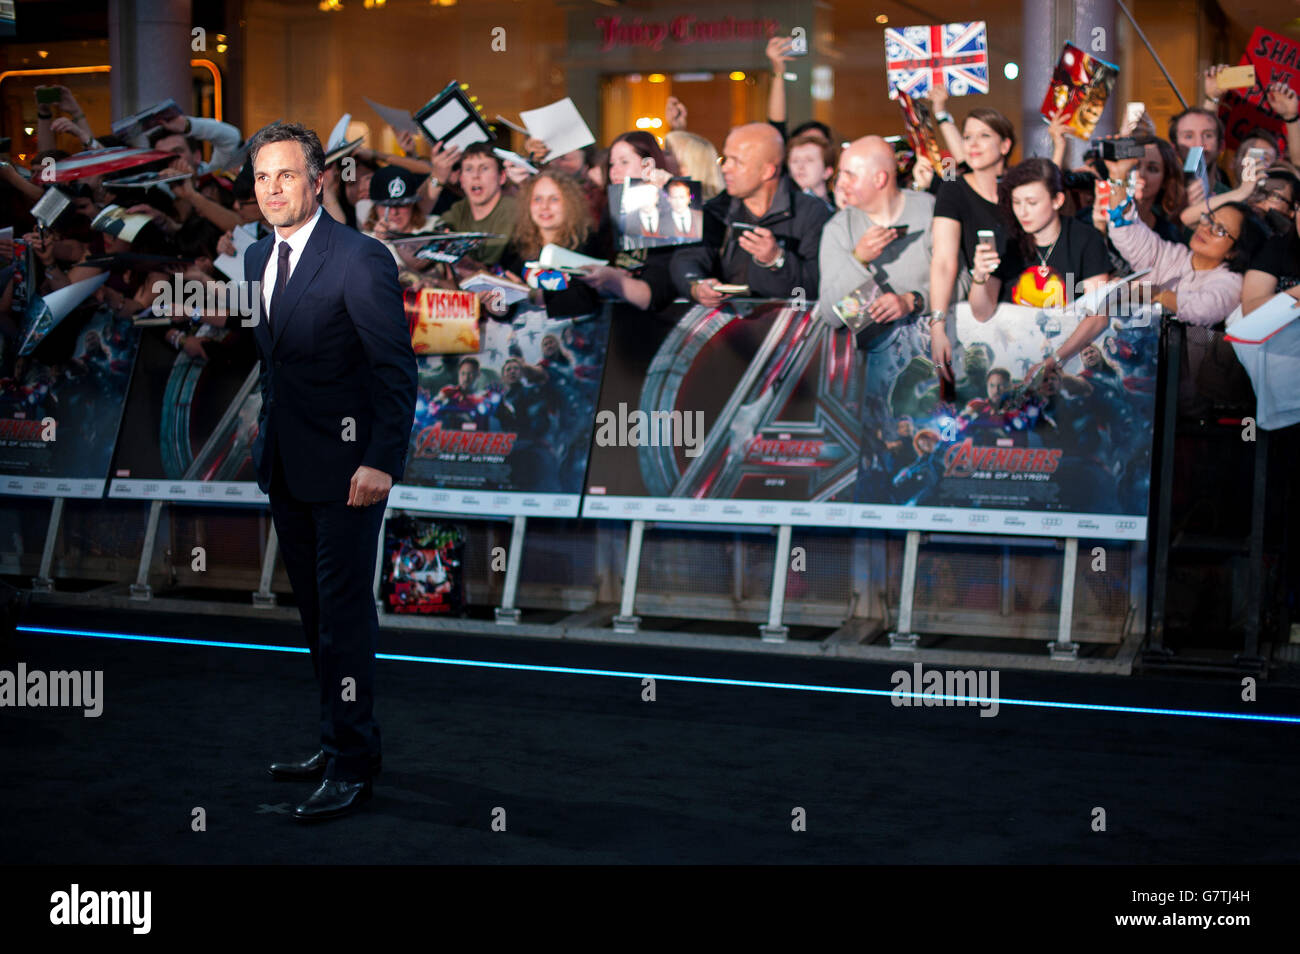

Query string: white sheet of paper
[364,97,420,136]
[421,99,470,140]
[444,122,490,153]
[1225,293,1300,344]
[214,224,259,282]
[538,243,606,269]
[459,272,531,306]
[519,98,596,163]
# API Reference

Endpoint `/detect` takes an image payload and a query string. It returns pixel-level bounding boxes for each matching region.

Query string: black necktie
[269,241,291,328]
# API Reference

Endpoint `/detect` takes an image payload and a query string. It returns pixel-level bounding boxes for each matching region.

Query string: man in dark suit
[241,122,417,821]
[664,178,704,241]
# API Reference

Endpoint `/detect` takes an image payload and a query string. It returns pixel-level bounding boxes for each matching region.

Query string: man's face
[253,140,321,231]
[458,363,478,388]
[1080,345,1101,368]
[897,419,914,438]
[838,153,882,210]
[461,155,505,208]
[1175,113,1220,160]
[502,360,521,384]
[541,335,558,357]
[667,184,692,214]
[154,133,201,169]
[720,132,770,200]
[987,373,1009,402]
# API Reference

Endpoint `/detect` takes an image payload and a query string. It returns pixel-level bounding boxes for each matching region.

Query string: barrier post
[760,524,792,642]
[253,521,278,608]
[890,530,921,648]
[495,514,527,624]
[32,497,65,593]
[612,519,645,634]
[1049,537,1080,659]
[130,500,165,600]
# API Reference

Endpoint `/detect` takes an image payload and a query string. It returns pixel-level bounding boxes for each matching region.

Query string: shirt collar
[274,204,324,253]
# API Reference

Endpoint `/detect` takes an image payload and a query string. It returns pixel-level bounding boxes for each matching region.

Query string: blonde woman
[665,130,724,200]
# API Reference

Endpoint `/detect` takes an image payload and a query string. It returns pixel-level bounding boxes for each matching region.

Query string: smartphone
[891,223,909,237]
[36,86,61,106]
[1215,65,1256,90]
[1183,146,1205,180]
[1126,168,1140,196]
[787,31,809,56]
[976,229,996,249]
[1124,102,1146,129]
[713,283,750,295]
[731,221,760,233]
[1245,147,1269,168]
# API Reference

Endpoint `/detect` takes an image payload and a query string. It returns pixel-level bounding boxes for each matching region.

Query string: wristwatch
[934,111,954,125]
[928,308,946,328]
[909,290,926,316]
[763,249,786,270]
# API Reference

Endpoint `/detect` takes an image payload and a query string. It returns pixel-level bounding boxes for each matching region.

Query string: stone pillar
[108,0,193,122]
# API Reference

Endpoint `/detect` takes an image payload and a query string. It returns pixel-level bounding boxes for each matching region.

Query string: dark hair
[1145,137,1187,221]
[1168,107,1223,152]
[603,131,677,188]
[457,355,480,371]
[790,120,834,143]
[1213,201,1267,273]
[987,367,1011,383]
[786,132,840,172]
[1262,166,1300,199]
[998,158,1064,259]
[461,141,503,174]
[147,128,201,155]
[963,107,1017,167]
[243,122,326,195]
[1237,127,1278,151]
[665,177,695,197]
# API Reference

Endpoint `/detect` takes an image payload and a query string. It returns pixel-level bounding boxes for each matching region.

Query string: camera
[1086,136,1145,162]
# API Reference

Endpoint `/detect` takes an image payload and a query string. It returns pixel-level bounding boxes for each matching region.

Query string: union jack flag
[884,21,989,100]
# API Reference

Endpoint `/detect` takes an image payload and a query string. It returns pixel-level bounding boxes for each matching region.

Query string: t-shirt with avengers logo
[993,215,1111,309]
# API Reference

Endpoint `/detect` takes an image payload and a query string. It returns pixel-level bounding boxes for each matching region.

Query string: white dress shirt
[674,212,692,235]
[639,209,659,234]
[262,204,325,321]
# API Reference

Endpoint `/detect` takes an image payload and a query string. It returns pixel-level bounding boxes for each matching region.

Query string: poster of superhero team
[582,299,1159,540]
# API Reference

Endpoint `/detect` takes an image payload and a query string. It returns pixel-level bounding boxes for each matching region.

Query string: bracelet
[37,110,52,120]
[934,111,954,125]
[971,274,988,285]
[1285,115,1300,124]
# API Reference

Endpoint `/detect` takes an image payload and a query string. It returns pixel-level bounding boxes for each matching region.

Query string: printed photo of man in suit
[242,122,417,822]
[664,178,704,241]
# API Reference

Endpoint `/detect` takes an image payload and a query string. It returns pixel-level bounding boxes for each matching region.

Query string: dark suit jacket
[243,208,418,502]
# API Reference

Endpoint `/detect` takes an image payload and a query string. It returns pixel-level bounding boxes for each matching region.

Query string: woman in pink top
[1092,169,1266,326]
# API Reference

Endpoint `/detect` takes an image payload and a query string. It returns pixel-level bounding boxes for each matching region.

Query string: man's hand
[160,112,190,134]
[50,117,87,144]
[1204,64,1230,103]
[1185,176,1206,209]
[180,335,208,360]
[853,225,897,265]
[348,465,392,508]
[930,322,953,381]
[690,278,728,307]
[738,226,780,265]
[911,155,935,191]
[524,136,549,162]
[765,35,793,71]
[867,292,910,324]
[429,141,462,183]
[1267,81,1299,121]
[930,85,950,115]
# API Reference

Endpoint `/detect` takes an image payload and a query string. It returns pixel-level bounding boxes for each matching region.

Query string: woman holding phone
[927,107,1017,379]
[968,159,1112,375]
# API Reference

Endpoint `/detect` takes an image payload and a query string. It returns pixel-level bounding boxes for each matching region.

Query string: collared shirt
[640,209,659,234]
[262,204,324,320]
[674,212,692,234]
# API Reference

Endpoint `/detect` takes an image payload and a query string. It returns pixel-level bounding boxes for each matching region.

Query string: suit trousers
[268,451,385,782]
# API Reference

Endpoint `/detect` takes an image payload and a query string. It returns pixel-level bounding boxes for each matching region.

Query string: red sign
[594,15,779,53]
[1218,26,1300,151]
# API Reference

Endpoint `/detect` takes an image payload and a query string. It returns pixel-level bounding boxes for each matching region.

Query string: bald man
[819,136,936,393]
[670,122,832,304]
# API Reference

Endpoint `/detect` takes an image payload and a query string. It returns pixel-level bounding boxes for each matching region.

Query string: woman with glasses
[1241,171,1300,315]
[1095,171,1266,326]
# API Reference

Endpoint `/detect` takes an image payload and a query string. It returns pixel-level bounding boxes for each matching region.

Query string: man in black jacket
[670,122,832,305]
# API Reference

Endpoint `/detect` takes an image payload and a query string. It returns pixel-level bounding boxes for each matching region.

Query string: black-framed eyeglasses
[1197,212,1238,240]
[1251,184,1298,211]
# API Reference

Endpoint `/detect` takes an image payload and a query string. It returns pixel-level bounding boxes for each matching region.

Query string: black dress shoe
[269,750,382,781]
[293,778,372,822]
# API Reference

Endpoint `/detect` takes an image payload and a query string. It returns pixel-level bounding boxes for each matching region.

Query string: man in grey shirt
[818,136,936,403]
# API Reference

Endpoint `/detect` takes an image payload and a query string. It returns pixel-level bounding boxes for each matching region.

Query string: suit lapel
[245,239,273,356]
[271,210,334,348]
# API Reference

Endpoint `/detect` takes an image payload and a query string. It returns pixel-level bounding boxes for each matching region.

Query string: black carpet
[2,604,1297,864]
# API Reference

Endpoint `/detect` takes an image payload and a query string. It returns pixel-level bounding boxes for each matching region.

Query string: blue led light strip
[17,624,1300,724]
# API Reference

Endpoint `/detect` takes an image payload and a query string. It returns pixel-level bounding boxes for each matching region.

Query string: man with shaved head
[670,122,833,304]
[819,135,936,394]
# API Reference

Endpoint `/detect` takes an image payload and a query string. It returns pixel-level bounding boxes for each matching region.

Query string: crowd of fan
[2,37,1298,392]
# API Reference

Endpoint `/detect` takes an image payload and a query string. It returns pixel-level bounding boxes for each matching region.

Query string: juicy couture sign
[595,15,780,52]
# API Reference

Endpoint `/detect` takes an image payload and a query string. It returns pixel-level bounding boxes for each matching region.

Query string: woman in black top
[969,158,1111,373]
[928,107,1017,376]
[497,169,603,319]
[1241,181,1300,314]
